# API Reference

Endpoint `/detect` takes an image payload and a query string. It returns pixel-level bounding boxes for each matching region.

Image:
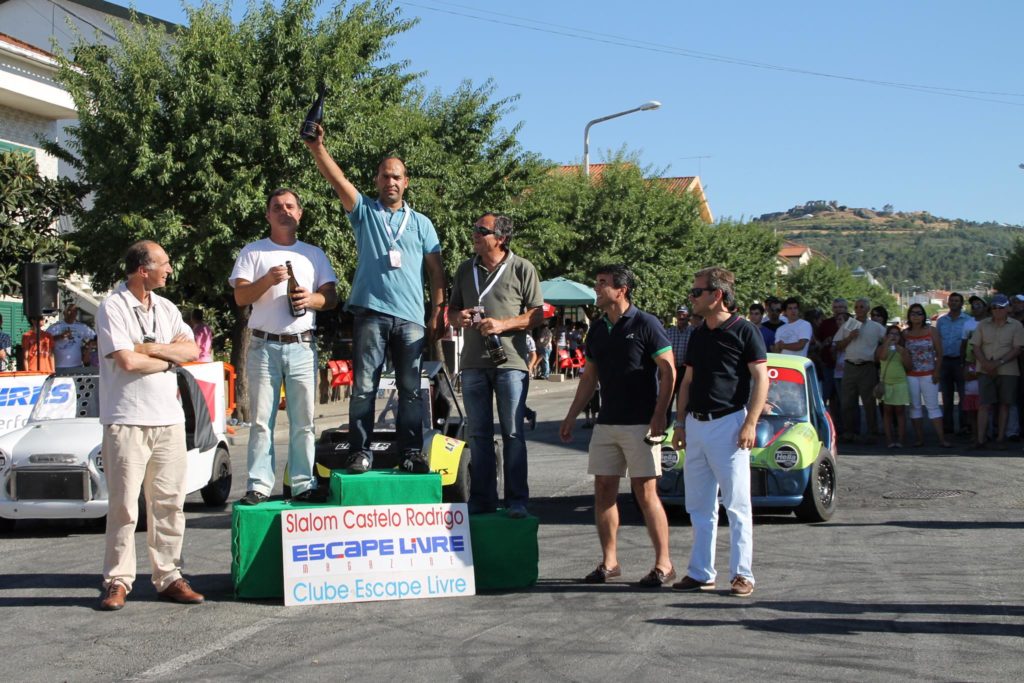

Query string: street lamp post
[583,101,661,176]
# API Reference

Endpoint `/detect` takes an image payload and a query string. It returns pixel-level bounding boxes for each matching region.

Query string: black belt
[845,360,872,366]
[252,329,313,344]
[943,355,961,359]
[689,406,744,422]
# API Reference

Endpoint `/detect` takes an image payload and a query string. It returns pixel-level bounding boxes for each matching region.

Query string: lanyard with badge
[471,254,510,322]
[134,306,157,343]
[378,200,410,269]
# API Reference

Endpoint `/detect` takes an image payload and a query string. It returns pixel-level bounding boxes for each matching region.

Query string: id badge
[471,305,485,325]
[389,249,402,268]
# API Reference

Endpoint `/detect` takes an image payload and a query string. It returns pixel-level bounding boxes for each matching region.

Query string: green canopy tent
[540,277,596,306]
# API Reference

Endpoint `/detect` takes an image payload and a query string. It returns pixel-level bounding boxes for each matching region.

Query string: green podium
[231,471,441,599]
[469,511,539,591]
[230,471,539,598]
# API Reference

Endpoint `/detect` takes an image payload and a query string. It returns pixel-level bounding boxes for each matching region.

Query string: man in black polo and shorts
[560,264,676,588]
[672,266,768,597]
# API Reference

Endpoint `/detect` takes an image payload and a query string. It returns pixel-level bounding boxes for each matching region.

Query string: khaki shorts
[978,374,1018,406]
[587,424,660,478]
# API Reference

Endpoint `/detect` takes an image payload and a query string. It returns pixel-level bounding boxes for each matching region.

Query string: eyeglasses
[689,286,718,299]
[909,311,925,316]
[472,226,497,236]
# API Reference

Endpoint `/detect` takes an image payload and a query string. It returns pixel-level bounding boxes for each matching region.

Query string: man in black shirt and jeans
[672,266,768,597]
[560,264,676,588]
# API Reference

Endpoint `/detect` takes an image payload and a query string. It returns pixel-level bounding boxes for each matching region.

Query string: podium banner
[282,503,475,606]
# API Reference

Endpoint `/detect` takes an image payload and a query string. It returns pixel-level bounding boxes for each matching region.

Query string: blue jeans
[246,338,317,496]
[350,310,425,456]
[462,368,529,510]
[538,345,551,378]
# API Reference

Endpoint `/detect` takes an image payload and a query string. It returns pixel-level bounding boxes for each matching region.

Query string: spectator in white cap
[970,293,1024,450]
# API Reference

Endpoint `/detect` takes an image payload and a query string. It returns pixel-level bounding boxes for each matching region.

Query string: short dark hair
[377,156,408,176]
[266,187,302,211]
[748,303,765,314]
[783,297,801,311]
[191,308,204,323]
[124,240,156,275]
[948,292,963,303]
[595,264,636,301]
[695,266,736,308]
[765,295,781,309]
[481,212,515,249]
[872,305,890,322]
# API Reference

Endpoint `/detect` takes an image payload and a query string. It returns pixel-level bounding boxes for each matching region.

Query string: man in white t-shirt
[97,240,201,611]
[48,303,96,368]
[835,297,886,442]
[230,188,339,505]
[771,297,812,356]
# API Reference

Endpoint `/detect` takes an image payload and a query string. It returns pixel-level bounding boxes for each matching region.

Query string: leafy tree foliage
[52,0,537,416]
[994,237,1024,295]
[0,152,82,296]
[514,156,780,316]
[779,258,895,314]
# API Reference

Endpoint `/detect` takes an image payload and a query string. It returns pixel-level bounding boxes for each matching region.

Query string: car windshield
[29,374,100,422]
[763,366,808,420]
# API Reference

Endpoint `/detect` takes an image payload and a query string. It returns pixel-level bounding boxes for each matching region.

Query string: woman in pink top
[903,303,951,448]
[190,309,213,362]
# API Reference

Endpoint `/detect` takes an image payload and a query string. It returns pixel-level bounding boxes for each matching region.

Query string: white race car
[0,364,233,531]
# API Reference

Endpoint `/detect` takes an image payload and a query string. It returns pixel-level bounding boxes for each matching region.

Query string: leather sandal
[583,563,622,584]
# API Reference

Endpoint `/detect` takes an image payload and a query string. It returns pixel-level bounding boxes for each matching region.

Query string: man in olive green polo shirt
[450,213,544,517]
[971,293,1024,449]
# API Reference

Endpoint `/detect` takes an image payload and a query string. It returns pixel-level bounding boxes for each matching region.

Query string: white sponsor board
[0,374,49,436]
[281,503,475,606]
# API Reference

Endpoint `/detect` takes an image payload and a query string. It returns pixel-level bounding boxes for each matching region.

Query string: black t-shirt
[684,314,767,413]
[762,318,786,332]
[585,306,672,425]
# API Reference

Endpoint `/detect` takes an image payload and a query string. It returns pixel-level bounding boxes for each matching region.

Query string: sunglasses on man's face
[472,226,497,236]
[689,286,718,299]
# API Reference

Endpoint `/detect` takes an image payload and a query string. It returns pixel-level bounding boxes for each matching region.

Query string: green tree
[53,0,536,417]
[994,237,1024,296]
[780,258,895,313]
[515,156,780,316]
[0,152,82,296]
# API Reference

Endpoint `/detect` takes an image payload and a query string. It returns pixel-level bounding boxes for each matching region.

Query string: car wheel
[795,449,837,522]
[0,517,14,533]
[442,447,470,503]
[200,446,232,507]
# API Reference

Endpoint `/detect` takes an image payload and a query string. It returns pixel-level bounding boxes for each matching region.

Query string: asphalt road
[1,377,1022,682]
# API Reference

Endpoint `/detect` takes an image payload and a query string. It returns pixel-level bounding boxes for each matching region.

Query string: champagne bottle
[483,334,507,366]
[286,261,305,317]
[299,81,326,141]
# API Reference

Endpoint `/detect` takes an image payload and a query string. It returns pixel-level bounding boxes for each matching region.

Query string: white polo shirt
[97,282,194,426]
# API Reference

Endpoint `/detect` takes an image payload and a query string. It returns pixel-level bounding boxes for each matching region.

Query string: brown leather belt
[252,329,314,344]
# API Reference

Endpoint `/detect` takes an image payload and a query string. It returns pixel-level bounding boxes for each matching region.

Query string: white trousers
[683,409,754,584]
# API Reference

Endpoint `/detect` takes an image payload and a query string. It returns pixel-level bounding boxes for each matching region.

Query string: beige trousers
[102,423,187,593]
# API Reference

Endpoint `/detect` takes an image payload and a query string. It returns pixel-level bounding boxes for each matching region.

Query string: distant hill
[753,201,1023,293]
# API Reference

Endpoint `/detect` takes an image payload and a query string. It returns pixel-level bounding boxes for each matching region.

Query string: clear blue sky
[128,0,1024,225]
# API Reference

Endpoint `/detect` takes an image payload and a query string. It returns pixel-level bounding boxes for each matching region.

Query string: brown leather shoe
[100,582,127,611]
[158,578,205,604]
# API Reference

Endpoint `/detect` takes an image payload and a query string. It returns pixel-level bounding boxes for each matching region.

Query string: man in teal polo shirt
[304,124,446,474]
[450,213,544,517]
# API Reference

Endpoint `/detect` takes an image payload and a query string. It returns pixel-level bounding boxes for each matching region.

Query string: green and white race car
[657,353,838,522]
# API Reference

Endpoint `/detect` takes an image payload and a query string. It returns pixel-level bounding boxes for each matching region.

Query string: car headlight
[774,445,799,469]
[0,450,8,471]
[661,447,680,471]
